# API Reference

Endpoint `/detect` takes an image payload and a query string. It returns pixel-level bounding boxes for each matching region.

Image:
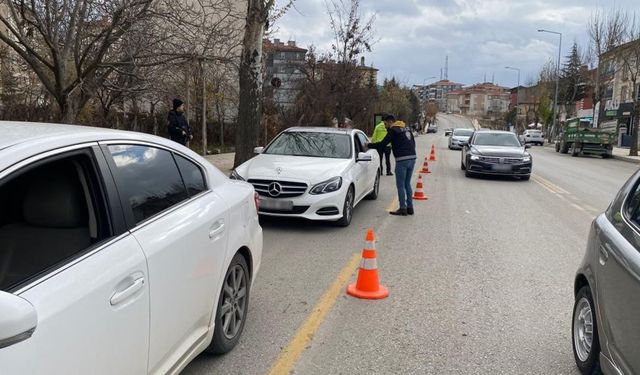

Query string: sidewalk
[543,143,640,164]
[204,153,235,174]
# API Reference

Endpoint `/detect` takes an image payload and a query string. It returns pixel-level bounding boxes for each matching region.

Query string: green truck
[555,117,615,158]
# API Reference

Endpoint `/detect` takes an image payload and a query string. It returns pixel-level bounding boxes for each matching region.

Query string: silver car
[448,128,474,150]
[572,170,640,375]
[519,130,544,145]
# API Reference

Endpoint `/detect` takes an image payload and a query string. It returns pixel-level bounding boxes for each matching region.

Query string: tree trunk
[234,0,269,168]
[200,60,207,156]
[59,97,81,124]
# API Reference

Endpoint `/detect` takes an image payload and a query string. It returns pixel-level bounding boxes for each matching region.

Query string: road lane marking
[571,203,585,212]
[535,175,569,194]
[267,253,362,375]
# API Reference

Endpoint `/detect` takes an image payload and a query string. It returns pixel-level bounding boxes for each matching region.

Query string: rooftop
[264,39,308,53]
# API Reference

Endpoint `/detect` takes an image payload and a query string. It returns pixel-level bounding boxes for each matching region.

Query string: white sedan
[231,127,381,226]
[0,122,262,374]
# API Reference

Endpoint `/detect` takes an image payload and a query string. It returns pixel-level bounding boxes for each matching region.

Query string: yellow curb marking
[267,252,362,375]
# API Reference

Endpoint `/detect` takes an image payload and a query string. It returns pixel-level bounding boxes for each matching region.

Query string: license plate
[260,198,294,211]
[491,164,512,172]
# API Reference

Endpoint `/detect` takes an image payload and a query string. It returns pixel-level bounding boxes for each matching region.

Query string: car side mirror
[0,291,37,349]
[253,147,264,154]
[357,152,373,162]
[524,144,531,149]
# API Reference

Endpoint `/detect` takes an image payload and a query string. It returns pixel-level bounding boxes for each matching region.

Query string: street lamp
[505,66,520,131]
[538,29,562,139]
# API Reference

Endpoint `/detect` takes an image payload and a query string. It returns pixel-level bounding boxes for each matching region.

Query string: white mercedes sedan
[0,122,262,374]
[231,127,380,227]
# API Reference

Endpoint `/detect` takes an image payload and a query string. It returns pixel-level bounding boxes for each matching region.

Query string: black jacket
[167,110,191,145]
[369,122,416,161]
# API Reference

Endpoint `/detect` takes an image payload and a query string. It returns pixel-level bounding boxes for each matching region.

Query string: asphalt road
[184,114,638,375]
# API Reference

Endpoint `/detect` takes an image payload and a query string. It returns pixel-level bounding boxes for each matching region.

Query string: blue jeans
[395,159,416,209]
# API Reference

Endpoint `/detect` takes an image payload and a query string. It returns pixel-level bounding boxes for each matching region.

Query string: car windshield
[263,131,352,159]
[453,129,474,137]
[473,133,521,147]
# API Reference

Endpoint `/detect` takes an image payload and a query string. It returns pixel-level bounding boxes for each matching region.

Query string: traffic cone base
[347,283,389,300]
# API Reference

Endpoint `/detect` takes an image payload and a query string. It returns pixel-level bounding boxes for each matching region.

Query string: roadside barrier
[412,174,428,200]
[347,229,389,300]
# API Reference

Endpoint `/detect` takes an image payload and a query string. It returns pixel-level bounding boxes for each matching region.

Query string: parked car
[572,170,640,375]
[448,128,474,150]
[0,122,262,374]
[461,130,532,180]
[519,129,545,146]
[444,128,454,136]
[427,124,439,133]
[231,127,380,227]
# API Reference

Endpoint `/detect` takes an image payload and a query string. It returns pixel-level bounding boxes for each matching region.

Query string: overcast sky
[272,0,638,88]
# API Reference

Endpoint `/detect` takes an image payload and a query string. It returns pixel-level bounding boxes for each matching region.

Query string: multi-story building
[413,80,463,111]
[597,38,640,138]
[264,38,308,108]
[447,82,511,117]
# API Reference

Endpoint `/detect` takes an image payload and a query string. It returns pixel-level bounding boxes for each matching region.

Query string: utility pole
[538,29,562,140]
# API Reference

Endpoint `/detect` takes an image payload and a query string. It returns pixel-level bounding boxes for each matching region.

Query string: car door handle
[599,245,610,265]
[209,219,225,239]
[110,277,145,306]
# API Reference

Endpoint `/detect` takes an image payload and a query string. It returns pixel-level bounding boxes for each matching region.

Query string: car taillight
[254,192,260,211]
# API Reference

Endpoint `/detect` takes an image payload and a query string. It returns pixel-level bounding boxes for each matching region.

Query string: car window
[625,181,640,225]
[175,155,207,196]
[107,145,189,224]
[263,132,352,159]
[473,133,521,147]
[0,151,112,292]
[354,133,367,155]
[453,129,474,137]
[356,132,369,147]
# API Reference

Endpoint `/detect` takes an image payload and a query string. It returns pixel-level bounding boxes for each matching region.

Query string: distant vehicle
[519,129,545,146]
[572,169,640,375]
[461,130,532,180]
[555,117,614,158]
[0,122,262,373]
[231,127,380,227]
[427,124,438,133]
[448,128,474,150]
[446,111,452,114]
[444,128,454,136]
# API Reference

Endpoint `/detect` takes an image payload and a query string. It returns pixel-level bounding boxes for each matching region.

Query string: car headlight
[522,155,531,162]
[230,170,245,181]
[310,177,342,194]
[470,154,482,161]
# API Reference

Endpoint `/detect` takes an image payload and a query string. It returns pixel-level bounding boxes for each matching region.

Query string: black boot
[386,171,394,176]
[389,208,407,216]
[407,207,414,215]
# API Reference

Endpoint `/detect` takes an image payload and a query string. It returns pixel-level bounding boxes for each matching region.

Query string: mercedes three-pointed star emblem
[268,182,282,197]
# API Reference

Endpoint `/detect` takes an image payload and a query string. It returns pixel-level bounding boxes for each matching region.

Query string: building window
[621,86,628,102]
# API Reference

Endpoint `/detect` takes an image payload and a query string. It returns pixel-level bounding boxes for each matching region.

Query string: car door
[103,144,229,374]
[351,134,370,201]
[356,131,377,190]
[0,146,149,374]
[596,180,640,374]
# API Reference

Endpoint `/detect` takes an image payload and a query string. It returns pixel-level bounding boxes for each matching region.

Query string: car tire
[555,142,560,152]
[365,170,380,200]
[207,253,250,354]
[521,175,530,181]
[561,141,569,154]
[464,169,473,178]
[461,160,466,170]
[572,285,602,375]
[336,186,354,227]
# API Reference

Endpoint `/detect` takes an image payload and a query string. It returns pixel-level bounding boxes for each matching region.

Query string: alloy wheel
[573,297,594,362]
[220,265,247,340]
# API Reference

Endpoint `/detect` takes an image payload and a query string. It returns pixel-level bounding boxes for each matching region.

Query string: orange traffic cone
[412,174,429,200]
[419,157,432,174]
[429,145,437,161]
[347,229,389,300]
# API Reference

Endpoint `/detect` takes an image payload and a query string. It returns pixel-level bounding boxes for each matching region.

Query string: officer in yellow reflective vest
[371,116,393,175]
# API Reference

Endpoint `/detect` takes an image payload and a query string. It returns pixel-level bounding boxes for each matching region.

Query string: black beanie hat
[173,98,184,110]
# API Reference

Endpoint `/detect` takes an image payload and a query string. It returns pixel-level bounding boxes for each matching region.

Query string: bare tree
[0,0,157,123]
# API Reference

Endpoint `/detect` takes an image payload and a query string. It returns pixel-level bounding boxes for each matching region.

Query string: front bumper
[257,186,348,221]
[467,159,532,175]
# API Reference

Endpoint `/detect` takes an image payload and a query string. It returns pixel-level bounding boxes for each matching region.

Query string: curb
[613,155,640,164]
